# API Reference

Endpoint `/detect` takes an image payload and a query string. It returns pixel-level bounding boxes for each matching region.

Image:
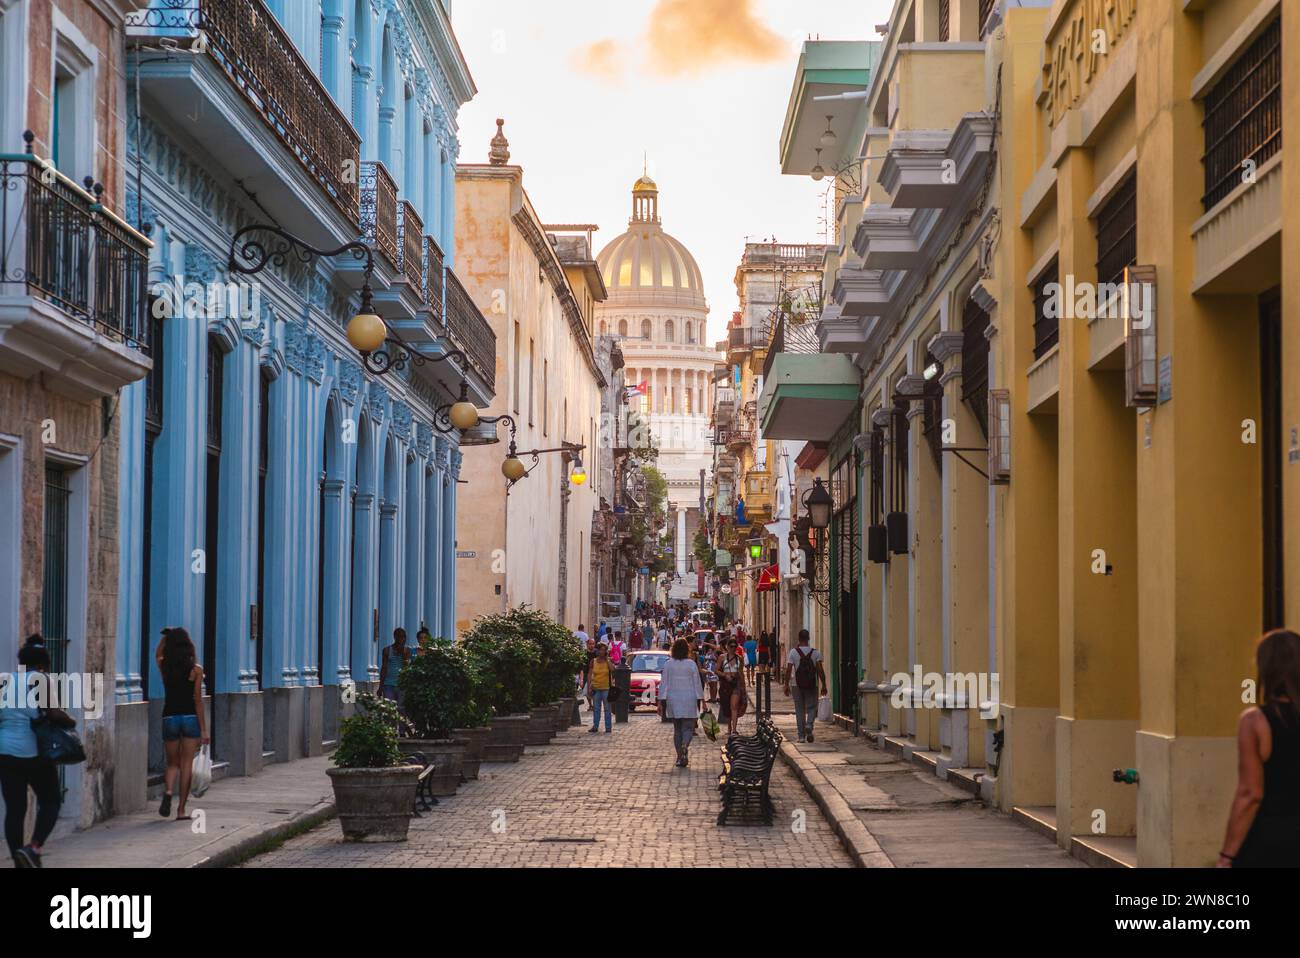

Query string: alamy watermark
[888,666,1000,719]
[0,669,105,720]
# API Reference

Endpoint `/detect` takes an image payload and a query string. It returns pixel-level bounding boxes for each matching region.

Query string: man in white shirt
[783,629,827,743]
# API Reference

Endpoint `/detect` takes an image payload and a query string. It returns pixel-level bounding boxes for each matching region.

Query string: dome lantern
[631,175,660,224]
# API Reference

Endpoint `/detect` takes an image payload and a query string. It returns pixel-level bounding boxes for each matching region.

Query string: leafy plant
[333,694,405,769]
[398,641,490,737]
[508,605,587,706]
[462,615,541,716]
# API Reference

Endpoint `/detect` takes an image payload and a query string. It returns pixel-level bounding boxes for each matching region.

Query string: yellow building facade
[772,0,1295,867]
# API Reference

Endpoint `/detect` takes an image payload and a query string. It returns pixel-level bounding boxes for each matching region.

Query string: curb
[193,801,338,869]
[778,742,894,868]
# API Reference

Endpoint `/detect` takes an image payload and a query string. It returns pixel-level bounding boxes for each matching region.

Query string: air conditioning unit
[886,511,908,555]
[1122,265,1157,407]
[867,524,889,564]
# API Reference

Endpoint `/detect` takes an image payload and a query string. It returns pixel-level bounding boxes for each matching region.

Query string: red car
[628,651,671,711]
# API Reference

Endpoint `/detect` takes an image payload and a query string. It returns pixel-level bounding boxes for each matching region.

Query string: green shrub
[462,614,540,716]
[398,641,490,737]
[333,694,405,769]
[508,605,586,706]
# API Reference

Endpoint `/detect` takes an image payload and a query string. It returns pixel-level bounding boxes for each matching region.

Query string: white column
[676,507,687,579]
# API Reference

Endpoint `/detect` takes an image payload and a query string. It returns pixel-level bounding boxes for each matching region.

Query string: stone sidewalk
[246,703,852,868]
[0,755,337,869]
[769,702,1082,868]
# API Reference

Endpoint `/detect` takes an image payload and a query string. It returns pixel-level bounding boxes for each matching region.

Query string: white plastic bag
[816,695,832,723]
[191,744,212,797]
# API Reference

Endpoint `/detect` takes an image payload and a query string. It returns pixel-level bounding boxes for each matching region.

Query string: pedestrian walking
[756,631,770,674]
[378,628,410,704]
[718,639,749,737]
[155,627,208,820]
[658,638,705,767]
[581,637,597,708]
[574,623,590,645]
[701,642,719,703]
[1219,628,1300,867]
[743,634,757,686]
[0,635,74,868]
[783,629,827,743]
[588,643,614,734]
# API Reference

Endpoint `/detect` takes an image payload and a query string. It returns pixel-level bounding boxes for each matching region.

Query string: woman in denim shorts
[155,628,207,820]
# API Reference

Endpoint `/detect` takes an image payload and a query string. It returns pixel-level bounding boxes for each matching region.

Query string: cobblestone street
[245,705,852,868]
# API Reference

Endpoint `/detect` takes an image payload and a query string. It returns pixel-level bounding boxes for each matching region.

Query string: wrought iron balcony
[423,235,444,320]
[396,201,423,300]
[445,269,496,393]
[1,149,151,354]
[359,161,399,270]
[196,0,361,225]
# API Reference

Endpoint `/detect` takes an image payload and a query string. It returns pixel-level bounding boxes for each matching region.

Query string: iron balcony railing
[761,311,822,381]
[197,0,361,226]
[728,325,762,352]
[1,145,151,353]
[445,269,496,393]
[359,160,399,269]
[396,201,424,300]
[423,234,445,321]
[1202,16,1281,211]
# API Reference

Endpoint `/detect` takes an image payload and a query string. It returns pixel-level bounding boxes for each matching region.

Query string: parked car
[628,651,670,711]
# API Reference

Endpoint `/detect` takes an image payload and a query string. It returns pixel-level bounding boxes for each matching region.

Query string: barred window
[1202,17,1281,211]
[1095,170,1137,290]
[1032,259,1059,360]
[962,299,991,438]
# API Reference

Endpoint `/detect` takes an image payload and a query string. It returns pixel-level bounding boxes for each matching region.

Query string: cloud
[644,0,785,76]
[571,38,625,81]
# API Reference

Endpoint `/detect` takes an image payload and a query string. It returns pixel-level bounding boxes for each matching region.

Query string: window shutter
[1122,265,1158,407]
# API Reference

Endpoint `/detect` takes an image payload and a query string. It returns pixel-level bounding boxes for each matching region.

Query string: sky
[449,0,894,344]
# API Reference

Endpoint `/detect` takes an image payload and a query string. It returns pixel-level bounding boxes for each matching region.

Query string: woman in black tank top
[1219,629,1300,867]
[155,628,207,822]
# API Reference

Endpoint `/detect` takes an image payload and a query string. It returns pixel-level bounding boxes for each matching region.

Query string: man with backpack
[783,629,827,743]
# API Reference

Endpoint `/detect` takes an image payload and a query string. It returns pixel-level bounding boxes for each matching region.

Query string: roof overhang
[758,352,860,442]
[779,41,882,175]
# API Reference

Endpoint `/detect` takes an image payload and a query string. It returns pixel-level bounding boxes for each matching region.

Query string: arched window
[685,321,694,344]
[641,319,652,339]
[664,319,674,343]
[599,321,608,336]
[618,319,628,337]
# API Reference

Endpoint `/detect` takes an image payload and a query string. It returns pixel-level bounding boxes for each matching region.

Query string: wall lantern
[748,541,763,561]
[802,477,833,530]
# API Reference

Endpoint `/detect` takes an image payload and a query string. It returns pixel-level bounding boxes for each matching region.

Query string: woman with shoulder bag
[0,635,76,868]
[658,639,705,767]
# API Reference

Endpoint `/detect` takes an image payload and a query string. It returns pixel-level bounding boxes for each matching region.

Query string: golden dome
[597,176,706,307]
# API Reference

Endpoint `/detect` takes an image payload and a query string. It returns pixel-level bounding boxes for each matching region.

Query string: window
[512,321,521,413]
[42,464,72,675]
[962,299,991,437]
[528,338,535,425]
[50,23,95,180]
[202,341,224,698]
[1202,16,1281,211]
[938,0,950,42]
[921,349,944,469]
[618,319,628,337]
[543,360,549,436]
[1032,259,1059,359]
[641,319,651,339]
[664,319,674,343]
[1095,170,1137,290]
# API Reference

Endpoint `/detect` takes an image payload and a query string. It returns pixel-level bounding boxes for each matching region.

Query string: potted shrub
[397,640,487,787]
[463,616,539,763]
[511,606,586,744]
[326,694,420,842]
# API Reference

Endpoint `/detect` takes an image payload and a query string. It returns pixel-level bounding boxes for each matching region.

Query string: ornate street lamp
[802,477,833,530]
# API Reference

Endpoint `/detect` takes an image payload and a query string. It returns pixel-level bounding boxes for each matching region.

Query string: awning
[756,564,780,592]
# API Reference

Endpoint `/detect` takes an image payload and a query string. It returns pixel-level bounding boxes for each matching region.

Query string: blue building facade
[114,0,493,805]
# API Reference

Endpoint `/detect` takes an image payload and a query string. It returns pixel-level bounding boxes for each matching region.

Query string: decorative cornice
[434,436,451,470]
[337,358,363,406]
[415,421,433,458]
[366,383,389,424]
[391,400,413,441]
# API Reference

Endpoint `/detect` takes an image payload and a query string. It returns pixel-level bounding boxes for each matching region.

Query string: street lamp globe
[346,310,387,353]
[502,454,527,482]
[449,399,480,431]
[570,456,587,486]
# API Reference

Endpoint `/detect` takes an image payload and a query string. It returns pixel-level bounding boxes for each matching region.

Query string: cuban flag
[625,380,648,401]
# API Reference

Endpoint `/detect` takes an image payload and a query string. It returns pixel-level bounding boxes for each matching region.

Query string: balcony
[727,325,763,354]
[744,469,774,521]
[423,235,445,322]
[360,161,399,271]
[445,270,496,394]
[0,150,153,398]
[129,0,361,238]
[738,243,829,272]
[397,202,424,299]
[758,343,859,443]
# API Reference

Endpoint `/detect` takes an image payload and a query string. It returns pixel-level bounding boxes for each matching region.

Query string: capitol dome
[596,176,707,308]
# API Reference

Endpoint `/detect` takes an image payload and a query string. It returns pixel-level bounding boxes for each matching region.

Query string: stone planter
[327,765,420,842]
[483,715,529,763]
[526,705,559,746]
[397,739,465,797]
[451,726,490,781]
[551,699,571,733]
[569,697,582,727]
